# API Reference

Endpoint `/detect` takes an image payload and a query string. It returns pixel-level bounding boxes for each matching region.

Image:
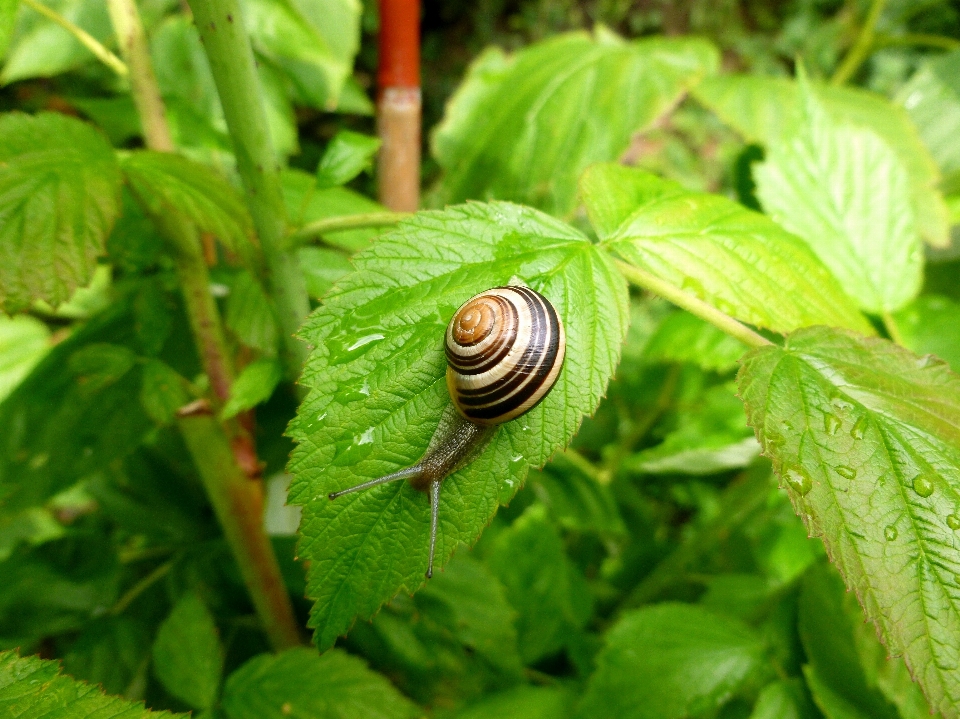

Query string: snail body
[329,286,565,577]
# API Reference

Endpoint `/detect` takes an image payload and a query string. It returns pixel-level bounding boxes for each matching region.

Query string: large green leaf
[897,50,960,183]
[0,112,121,311]
[432,29,718,217]
[575,603,766,719]
[221,647,420,719]
[455,686,574,719]
[120,151,254,254]
[0,649,184,718]
[754,78,922,315]
[0,0,18,59]
[0,314,48,402]
[737,326,960,718]
[587,164,871,335]
[644,311,747,374]
[893,295,960,373]
[288,201,629,649]
[152,592,223,710]
[694,74,949,248]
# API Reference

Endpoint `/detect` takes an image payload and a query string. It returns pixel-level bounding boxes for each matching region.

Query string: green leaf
[575,603,765,719]
[220,358,283,420]
[645,311,747,373]
[298,246,354,299]
[487,504,591,664]
[749,680,818,719]
[0,0,18,59]
[624,383,759,475]
[432,30,718,217]
[0,112,121,311]
[288,201,629,650]
[754,77,922,315]
[0,313,48,403]
[283,168,387,252]
[897,50,960,181]
[120,151,254,254]
[892,295,960,373]
[798,565,900,719]
[221,647,420,719]
[454,686,574,719]
[67,343,137,395]
[224,270,280,354]
[737,326,960,718]
[693,74,950,248]
[0,649,184,717]
[587,164,871,335]
[0,0,111,84]
[152,592,223,710]
[63,616,151,697]
[530,467,626,536]
[244,0,361,110]
[140,359,192,425]
[316,130,380,189]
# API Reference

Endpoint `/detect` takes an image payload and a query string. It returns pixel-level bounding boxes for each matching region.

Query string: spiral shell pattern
[445,286,565,426]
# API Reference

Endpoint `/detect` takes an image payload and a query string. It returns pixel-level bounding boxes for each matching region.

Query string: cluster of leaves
[1,0,960,717]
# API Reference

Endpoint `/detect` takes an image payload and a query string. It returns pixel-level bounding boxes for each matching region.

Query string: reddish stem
[377,0,421,212]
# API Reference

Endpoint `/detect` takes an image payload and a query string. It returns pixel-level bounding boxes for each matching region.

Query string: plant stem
[111,560,174,615]
[288,211,411,247]
[22,0,128,77]
[179,414,302,649]
[874,32,960,51]
[831,0,889,86]
[615,260,772,349]
[881,311,905,346]
[106,0,173,151]
[188,0,310,380]
[556,447,609,485]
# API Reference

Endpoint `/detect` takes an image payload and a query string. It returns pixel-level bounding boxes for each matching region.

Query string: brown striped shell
[444,286,565,427]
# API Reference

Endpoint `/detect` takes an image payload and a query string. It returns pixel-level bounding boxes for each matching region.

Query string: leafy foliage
[0,112,120,310]
[738,326,960,717]
[289,201,629,649]
[151,592,223,709]
[432,29,718,216]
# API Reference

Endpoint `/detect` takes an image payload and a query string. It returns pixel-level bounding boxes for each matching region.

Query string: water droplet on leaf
[836,466,856,479]
[785,468,812,496]
[912,474,934,498]
[946,514,960,530]
[332,428,376,466]
[329,333,385,365]
[884,525,898,541]
[824,413,841,435]
[850,416,866,440]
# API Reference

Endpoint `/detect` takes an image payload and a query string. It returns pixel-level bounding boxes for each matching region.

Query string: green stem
[873,32,960,51]
[556,447,609,485]
[881,311,905,346]
[615,260,772,349]
[831,0,889,86]
[111,560,174,615]
[187,0,310,380]
[106,0,173,151]
[179,414,302,649]
[288,212,411,247]
[22,0,128,77]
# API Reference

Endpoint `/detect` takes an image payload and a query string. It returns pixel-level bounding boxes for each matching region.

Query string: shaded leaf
[0,112,121,310]
[694,74,949,248]
[644,311,747,373]
[120,151,254,254]
[575,603,765,719]
[140,359,192,425]
[220,358,283,420]
[152,592,223,710]
[754,76,922,314]
[0,313,48,402]
[298,246,354,299]
[749,680,818,719]
[432,30,718,216]
[737,326,960,718]
[587,164,870,335]
[892,295,960,373]
[897,50,960,182]
[288,201,629,650]
[530,467,625,536]
[454,686,574,719]
[316,130,380,188]
[67,343,137,395]
[221,647,420,719]
[0,0,18,59]
[63,616,151,697]
[0,648,184,717]
[225,270,279,354]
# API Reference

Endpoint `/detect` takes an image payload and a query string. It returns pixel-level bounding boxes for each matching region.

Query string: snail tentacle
[327,465,421,500]
[427,480,441,578]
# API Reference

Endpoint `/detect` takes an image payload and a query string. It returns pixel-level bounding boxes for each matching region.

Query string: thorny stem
[188,0,311,380]
[288,212,412,247]
[21,0,129,77]
[831,0,889,86]
[109,0,301,651]
[615,260,773,350]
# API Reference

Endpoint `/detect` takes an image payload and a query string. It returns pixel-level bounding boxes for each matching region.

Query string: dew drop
[912,474,935,498]
[884,525,898,541]
[946,514,960,531]
[836,466,856,480]
[511,454,523,463]
[824,413,842,435]
[331,428,376,467]
[785,468,813,496]
[850,416,867,440]
[317,412,327,421]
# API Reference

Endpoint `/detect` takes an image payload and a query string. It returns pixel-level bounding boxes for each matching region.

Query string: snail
[328,285,566,578]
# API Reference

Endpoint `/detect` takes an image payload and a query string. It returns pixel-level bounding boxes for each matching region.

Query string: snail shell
[445,286,565,426]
